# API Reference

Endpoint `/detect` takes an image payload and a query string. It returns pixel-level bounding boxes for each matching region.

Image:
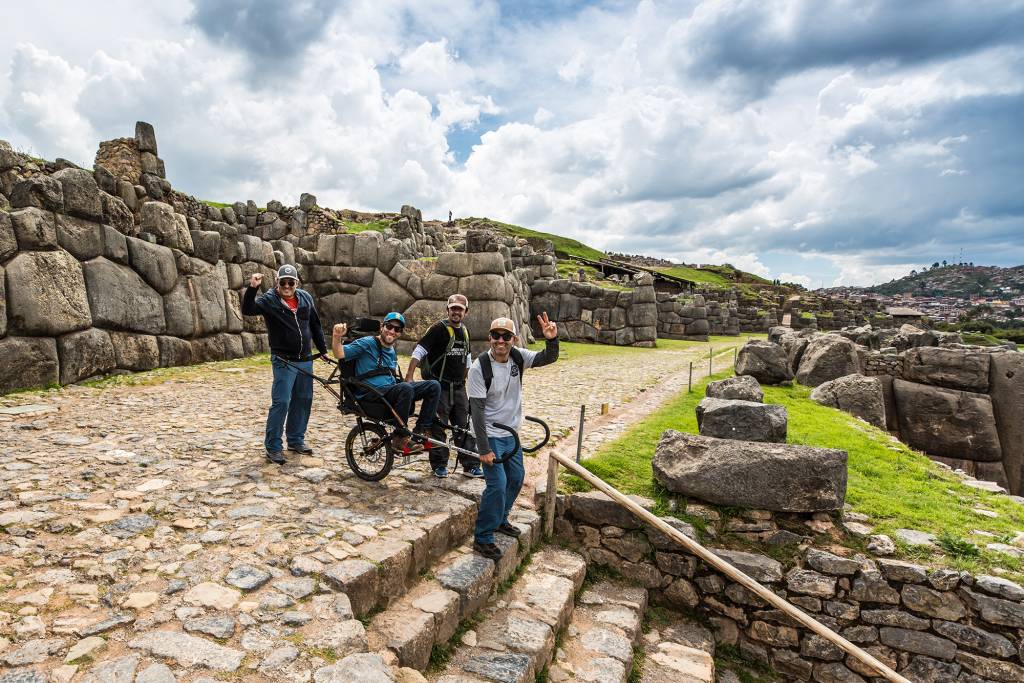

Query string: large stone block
[352,233,380,267]
[157,335,194,367]
[10,175,63,212]
[368,269,414,316]
[10,207,58,250]
[796,334,860,386]
[904,347,991,393]
[53,167,102,220]
[0,210,15,261]
[84,257,166,334]
[127,236,178,294]
[893,379,1002,462]
[57,327,116,384]
[141,201,193,252]
[696,397,787,443]
[0,335,58,393]
[100,191,135,236]
[56,214,104,260]
[0,265,5,337]
[5,250,92,335]
[190,230,222,264]
[810,374,886,429]
[191,272,228,335]
[109,331,160,370]
[401,299,446,340]
[102,225,129,264]
[436,252,474,277]
[458,273,506,302]
[736,339,793,385]
[463,300,512,341]
[135,121,158,154]
[990,352,1024,495]
[706,375,763,402]
[653,430,847,511]
[163,281,196,337]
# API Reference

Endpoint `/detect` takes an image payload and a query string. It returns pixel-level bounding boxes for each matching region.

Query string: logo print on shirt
[510,364,520,378]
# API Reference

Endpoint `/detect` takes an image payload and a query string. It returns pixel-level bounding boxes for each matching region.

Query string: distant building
[886,306,926,325]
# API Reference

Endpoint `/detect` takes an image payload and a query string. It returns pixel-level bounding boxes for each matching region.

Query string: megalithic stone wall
[656,292,710,341]
[529,276,658,347]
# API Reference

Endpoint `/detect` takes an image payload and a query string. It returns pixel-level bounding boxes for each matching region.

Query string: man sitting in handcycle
[332,312,441,452]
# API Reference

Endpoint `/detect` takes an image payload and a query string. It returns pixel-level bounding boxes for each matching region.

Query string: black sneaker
[265,449,286,465]
[287,444,313,455]
[473,541,503,561]
[497,522,522,538]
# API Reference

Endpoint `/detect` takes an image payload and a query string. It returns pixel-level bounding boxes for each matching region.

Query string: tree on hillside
[942,260,947,266]
[932,261,940,269]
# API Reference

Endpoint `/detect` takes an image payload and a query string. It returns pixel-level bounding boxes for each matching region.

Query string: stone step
[366,507,542,670]
[431,547,588,682]
[548,579,649,682]
[637,610,716,683]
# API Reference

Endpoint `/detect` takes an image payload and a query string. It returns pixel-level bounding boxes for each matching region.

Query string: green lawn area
[343,219,391,233]
[566,371,1024,579]
[526,335,758,361]
[652,265,732,286]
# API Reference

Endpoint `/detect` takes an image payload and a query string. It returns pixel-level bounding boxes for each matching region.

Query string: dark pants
[265,357,314,452]
[474,435,524,544]
[379,380,441,436]
[429,382,477,471]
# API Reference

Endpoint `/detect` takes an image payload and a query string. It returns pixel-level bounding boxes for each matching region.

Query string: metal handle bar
[521,416,550,453]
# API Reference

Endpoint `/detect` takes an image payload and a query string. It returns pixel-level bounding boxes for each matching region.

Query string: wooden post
[575,405,586,463]
[708,346,713,375]
[543,455,558,538]
[549,452,911,683]
[688,362,693,392]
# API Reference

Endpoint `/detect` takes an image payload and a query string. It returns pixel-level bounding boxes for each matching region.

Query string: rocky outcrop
[989,353,1024,497]
[695,398,787,443]
[795,334,860,386]
[904,347,991,393]
[893,379,1002,462]
[810,374,886,429]
[652,430,847,512]
[736,340,793,385]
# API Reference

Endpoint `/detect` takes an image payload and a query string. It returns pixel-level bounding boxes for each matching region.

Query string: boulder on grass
[735,340,793,385]
[810,374,886,429]
[795,334,860,387]
[706,375,763,402]
[696,398,787,443]
[653,431,847,512]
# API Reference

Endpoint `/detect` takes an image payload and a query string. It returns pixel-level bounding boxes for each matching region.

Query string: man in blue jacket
[242,265,327,464]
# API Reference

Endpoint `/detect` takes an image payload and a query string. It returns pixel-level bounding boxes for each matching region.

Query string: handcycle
[277,325,550,481]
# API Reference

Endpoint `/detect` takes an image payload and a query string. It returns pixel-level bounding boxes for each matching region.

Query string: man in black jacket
[242,265,327,464]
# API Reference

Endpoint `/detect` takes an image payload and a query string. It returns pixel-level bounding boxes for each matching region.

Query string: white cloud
[1,1,1021,287]
[778,272,811,287]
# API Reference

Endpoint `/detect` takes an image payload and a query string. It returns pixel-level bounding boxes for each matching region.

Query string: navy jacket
[242,286,327,359]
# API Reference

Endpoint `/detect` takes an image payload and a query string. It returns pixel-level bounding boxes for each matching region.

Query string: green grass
[465,217,605,261]
[565,371,1024,579]
[343,219,391,233]
[652,265,733,286]
[526,336,754,361]
[201,199,265,212]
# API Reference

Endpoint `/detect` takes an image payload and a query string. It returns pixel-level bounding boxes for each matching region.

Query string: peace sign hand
[537,312,558,339]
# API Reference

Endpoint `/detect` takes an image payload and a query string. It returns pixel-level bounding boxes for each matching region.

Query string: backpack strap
[354,336,396,382]
[481,347,524,392]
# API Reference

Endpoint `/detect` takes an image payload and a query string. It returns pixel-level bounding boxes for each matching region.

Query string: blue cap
[383,312,406,327]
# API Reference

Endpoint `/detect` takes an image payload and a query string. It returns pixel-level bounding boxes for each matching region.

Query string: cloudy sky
[2,1,1022,287]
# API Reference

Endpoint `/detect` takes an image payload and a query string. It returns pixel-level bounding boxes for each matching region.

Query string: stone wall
[656,292,710,341]
[529,277,658,347]
[0,125,532,393]
[555,491,1024,682]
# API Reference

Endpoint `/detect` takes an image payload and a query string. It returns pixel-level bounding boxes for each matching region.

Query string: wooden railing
[544,451,912,683]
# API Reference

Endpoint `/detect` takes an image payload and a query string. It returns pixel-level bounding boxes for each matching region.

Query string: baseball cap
[447,294,469,310]
[277,264,299,281]
[489,317,516,334]
[383,312,406,327]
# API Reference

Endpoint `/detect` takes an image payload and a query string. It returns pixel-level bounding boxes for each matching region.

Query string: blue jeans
[265,357,314,452]
[378,380,441,436]
[474,435,524,544]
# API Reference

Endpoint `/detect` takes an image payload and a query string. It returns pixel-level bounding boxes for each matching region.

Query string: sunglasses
[383,323,404,332]
[279,279,296,287]
[489,330,513,341]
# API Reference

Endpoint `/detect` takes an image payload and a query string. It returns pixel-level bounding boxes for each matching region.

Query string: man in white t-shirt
[467,313,559,561]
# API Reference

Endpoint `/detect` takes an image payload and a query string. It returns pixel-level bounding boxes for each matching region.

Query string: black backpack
[479,347,524,392]
[421,321,470,381]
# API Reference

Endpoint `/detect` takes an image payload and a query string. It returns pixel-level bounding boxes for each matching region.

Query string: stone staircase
[638,610,716,683]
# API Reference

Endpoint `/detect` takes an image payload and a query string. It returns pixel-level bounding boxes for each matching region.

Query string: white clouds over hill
[1,0,1021,286]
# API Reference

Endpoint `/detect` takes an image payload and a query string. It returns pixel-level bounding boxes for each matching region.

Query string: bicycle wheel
[345,421,395,481]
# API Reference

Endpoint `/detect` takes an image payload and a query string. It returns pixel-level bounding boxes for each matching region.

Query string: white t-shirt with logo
[467,347,543,438]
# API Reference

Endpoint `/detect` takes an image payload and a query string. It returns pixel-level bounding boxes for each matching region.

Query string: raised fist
[250,273,264,288]
[333,323,348,338]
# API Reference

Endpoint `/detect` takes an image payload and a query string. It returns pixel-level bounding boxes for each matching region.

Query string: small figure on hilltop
[448,209,453,225]
[468,313,559,561]
[332,313,442,453]
[242,265,328,464]
[405,294,480,479]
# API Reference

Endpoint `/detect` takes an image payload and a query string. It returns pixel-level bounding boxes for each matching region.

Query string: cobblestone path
[0,338,749,682]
